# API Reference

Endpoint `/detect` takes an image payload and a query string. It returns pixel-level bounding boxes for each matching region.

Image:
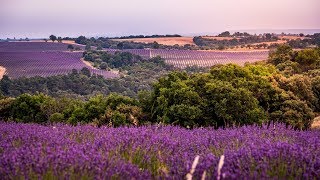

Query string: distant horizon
[1,28,320,40]
[1,0,319,39]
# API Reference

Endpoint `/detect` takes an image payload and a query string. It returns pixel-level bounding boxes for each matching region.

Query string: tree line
[193,35,278,50]
[111,34,182,39]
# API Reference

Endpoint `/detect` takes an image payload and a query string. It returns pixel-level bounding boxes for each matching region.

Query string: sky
[0,0,320,38]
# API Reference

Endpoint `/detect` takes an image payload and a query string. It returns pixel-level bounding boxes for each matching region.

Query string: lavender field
[119,49,269,68]
[0,122,319,179]
[0,42,118,79]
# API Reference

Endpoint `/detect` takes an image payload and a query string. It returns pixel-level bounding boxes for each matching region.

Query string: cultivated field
[113,37,195,46]
[111,49,269,68]
[0,42,118,79]
[1,122,319,179]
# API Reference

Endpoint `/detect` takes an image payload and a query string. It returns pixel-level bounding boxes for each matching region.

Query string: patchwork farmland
[0,42,269,79]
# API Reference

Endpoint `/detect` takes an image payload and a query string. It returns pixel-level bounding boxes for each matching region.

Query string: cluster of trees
[112,34,182,39]
[83,50,168,69]
[140,61,318,129]
[217,31,251,37]
[48,35,63,43]
[1,61,318,129]
[193,34,278,50]
[285,33,320,48]
[0,93,145,127]
[268,45,320,75]
[83,51,143,69]
[1,45,319,129]
[0,66,168,99]
[0,68,111,97]
[196,32,320,50]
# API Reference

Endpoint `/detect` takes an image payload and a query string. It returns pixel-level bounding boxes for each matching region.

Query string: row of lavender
[0,52,118,79]
[0,122,319,179]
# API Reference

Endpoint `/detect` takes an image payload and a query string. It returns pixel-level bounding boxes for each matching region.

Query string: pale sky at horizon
[1,0,320,38]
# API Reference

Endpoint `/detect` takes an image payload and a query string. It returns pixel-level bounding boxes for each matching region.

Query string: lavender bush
[0,122,319,179]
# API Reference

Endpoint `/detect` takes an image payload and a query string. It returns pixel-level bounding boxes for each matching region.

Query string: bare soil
[0,66,6,79]
[81,58,96,69]
[312,116,320,129]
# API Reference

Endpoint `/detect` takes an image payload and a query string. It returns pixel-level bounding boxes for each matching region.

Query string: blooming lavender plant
[0,122,319,179]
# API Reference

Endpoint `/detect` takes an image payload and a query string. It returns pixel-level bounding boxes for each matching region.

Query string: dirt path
[81,58,97,69]
[312,116,320,129]
[80,58,119,75]
[0,66,6,79]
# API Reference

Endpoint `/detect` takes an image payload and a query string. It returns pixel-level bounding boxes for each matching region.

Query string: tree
[152,41,160,49]
[268,44,293,65]
[75,36,87,44]
[0,75,11,95]
[311,77,320,111]
[80,67,91,77]
[218,31,231,37]
[85,44,91,51]
[294,49,320,71]
[49,35,57,42]
[204,81,266,127]
[49,113,64,123]
[265,33,272,40]
[97,45,103,50]
[57,37,62,43]
[117,42,124,49]
[67,45,74,51]
[0,97,15,120]
[262,43,268,49]
[99,62,108,69]
[10,93,49,123]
